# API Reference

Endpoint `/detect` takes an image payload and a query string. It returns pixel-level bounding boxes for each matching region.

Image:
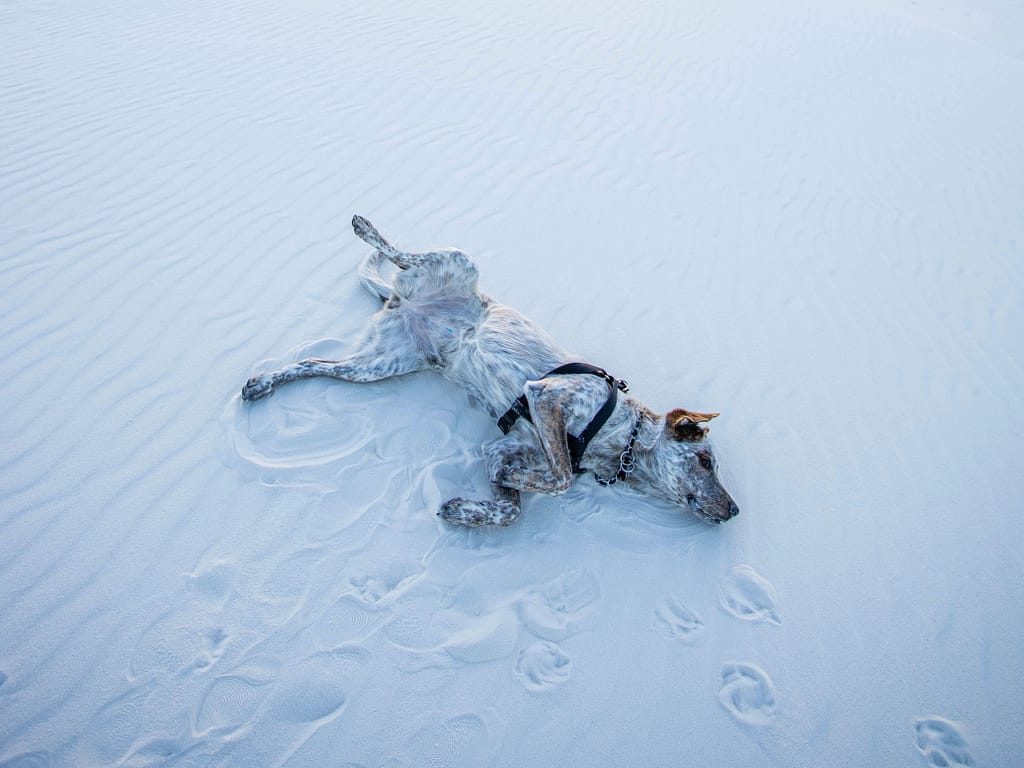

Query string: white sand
[2,0,1022,765]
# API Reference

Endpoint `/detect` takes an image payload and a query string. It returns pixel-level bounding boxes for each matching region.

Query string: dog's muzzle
[687,494,739,523]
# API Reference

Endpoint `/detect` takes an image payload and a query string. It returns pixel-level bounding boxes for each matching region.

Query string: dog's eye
[698,453,713,471]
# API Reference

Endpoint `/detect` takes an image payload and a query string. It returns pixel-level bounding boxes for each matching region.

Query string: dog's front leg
[438,485,521,528]
[437,436,533,527]
[498,381,574,495]
[437,391,574,528]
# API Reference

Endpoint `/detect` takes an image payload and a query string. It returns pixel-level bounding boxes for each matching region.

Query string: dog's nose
[728,501,739,518]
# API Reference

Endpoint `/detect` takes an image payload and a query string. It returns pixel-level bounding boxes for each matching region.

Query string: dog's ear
[665,408,718,442]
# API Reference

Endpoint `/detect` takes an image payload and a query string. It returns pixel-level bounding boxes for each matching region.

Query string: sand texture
[2,0,1022,765]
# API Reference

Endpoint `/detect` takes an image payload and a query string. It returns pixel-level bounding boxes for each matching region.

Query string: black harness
[497,363,632,478]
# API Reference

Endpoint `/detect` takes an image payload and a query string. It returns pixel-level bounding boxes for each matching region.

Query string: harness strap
[497,363,629,474]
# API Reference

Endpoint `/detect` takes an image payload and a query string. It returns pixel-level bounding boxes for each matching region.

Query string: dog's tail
[358,248,393,302]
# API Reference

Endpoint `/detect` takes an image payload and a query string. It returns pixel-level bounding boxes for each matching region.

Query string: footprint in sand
[406,713,490,767]
[719,565,781,625]
[717,662,777,726]
[389,607,521,673]
[346,553,424,608]
[914,717,975,767]
[313,595,384,648]
[515,641,572,692]
[271,673,347,723]
[269,647,370,724]
[195,658,278,736]
[130,610,202,678]
[654,597,704,642]
[129,602,228,678]
[197,676,259,733]
[518,568,601,642]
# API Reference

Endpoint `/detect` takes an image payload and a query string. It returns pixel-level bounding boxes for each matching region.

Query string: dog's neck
[609,404,673,495]
[580,397,656,478]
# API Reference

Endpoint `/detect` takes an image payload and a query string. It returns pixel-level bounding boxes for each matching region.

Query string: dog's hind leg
[241,316,427,401]
[351,216,480,300]
[352,215,433,270]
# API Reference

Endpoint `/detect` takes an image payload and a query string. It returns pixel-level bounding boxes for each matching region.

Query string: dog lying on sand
[242,216,739,527]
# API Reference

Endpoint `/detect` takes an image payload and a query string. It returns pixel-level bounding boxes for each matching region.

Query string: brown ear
[665,408,719,442]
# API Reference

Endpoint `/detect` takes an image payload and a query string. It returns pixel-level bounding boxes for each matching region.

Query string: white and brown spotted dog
[242,216,739,527]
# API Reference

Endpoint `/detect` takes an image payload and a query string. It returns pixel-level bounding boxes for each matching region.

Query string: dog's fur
[242,216,739,527]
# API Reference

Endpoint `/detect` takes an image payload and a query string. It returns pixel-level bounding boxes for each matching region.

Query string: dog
[242,216,739,527]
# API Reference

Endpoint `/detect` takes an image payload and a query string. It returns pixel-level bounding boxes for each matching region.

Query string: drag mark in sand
[914,717,975,768]
[717,662,777,727]
[719,564,781,625]
[440,611,521,665]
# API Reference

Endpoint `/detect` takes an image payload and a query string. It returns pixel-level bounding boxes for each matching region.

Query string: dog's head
[645,409,739,524]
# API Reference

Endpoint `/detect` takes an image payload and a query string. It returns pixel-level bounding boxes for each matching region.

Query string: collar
[593,414,643,486]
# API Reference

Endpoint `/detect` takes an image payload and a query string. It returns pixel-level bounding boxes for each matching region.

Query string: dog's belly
[442,302,569,417]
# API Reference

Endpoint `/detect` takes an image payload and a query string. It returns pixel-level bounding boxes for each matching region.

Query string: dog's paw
[438,498,519,528]
[241,374,274,401]
[352,214,382,246]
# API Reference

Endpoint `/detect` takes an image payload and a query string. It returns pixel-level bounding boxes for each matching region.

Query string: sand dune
[1,0,1022,765]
